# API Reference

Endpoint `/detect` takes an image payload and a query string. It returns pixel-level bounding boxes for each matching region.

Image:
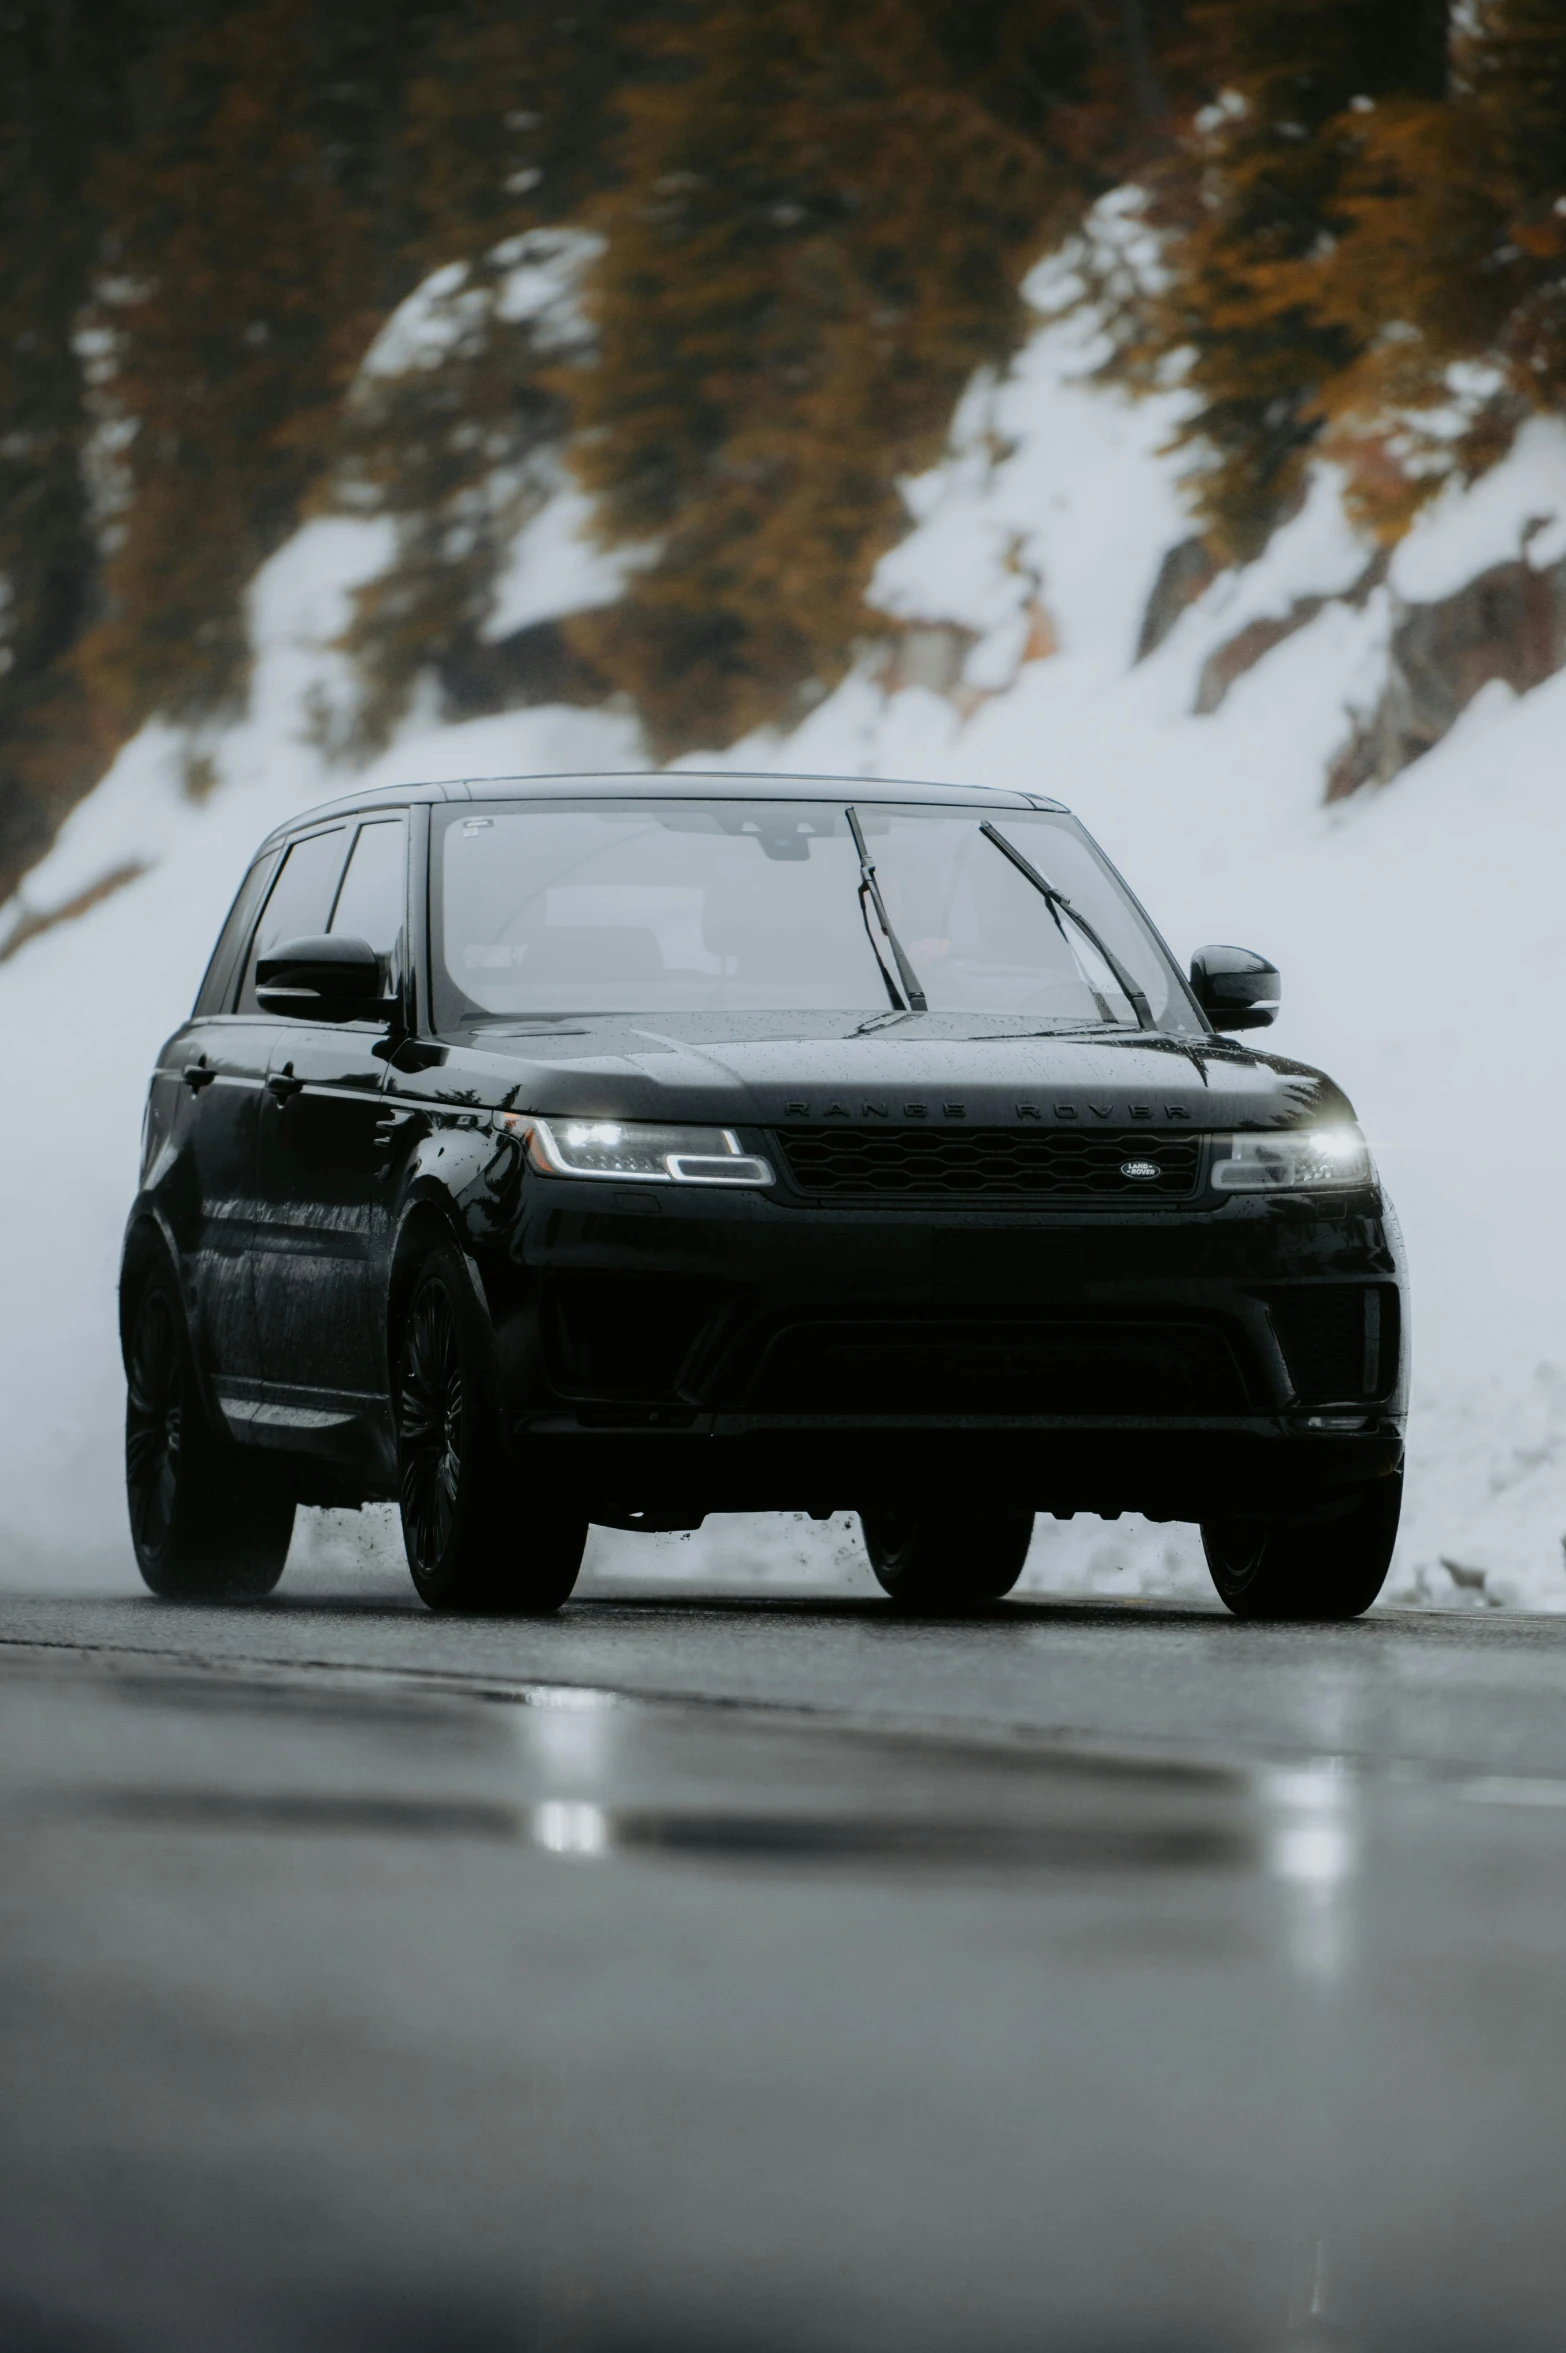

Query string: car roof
[255,769,1069,853]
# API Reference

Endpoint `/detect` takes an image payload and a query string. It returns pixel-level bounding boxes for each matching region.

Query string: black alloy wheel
[399,1277,465,1575]
[860,1504,1034,1609]
[1201,1472,1402,1621]
[397,1240,586,1615]
[124,1264,294,1600]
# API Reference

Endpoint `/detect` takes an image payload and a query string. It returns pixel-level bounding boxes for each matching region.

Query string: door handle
[182,1061,216,1092]
[373,1108,416,1160]
[267,1068,304,1103]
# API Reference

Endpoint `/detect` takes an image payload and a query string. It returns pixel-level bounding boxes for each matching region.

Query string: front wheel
[860,1504,1034,1610]
[1201,1473,1402,1621]
[124,1265,294,1600]
[397,1241,586,1615]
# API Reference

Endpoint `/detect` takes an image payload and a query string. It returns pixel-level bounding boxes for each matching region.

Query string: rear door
[155,852,280,1395]
[253,814,409,1444]
[187,823,351,1438]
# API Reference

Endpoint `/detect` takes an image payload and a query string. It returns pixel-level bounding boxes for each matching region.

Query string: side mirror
[255,935,395,1023]
[1190,944,1279,1031]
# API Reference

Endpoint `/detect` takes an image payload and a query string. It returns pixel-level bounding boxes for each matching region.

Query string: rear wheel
[397,1241,586,1615]
[1201,1473,1401,1621]
[860,1504,1034,1610]
[124,1265,294,1600]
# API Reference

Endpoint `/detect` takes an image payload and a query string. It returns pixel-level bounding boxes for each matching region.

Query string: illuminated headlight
[499,1112,774,1187]
[1211,1125,1373,1193]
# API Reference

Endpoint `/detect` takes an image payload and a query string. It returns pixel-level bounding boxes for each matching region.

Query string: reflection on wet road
[2,1587,1565,2349]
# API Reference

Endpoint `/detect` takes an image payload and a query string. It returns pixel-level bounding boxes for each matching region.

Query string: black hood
[418,1012,1351,1132]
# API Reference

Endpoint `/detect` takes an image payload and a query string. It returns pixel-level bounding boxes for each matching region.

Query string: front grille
[1267,1286,1399,1403]
[775,1125,1202,1202]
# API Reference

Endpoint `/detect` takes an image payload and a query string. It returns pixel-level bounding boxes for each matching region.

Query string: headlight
[501,1112,774,1187]
[1211,1124,1373,1193]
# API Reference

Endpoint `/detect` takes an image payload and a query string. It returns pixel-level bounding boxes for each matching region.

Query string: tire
[124,1263,295,1600]
[1201,1473,1402,1621]
[860,1504,1034,1610]
[396,1240,586,1615]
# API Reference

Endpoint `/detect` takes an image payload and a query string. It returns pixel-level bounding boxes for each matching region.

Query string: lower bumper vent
[1267,1286,1399,1404]
[743,1318,1251,1417]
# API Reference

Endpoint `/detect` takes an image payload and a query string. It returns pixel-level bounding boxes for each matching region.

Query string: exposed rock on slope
[1328,552,1566,799]
[1192,554,1386,719]
[1135,539,1219,662]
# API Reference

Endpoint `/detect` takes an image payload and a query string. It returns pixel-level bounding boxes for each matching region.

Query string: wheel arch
[118,1206,186,1366]
[118,1207,236,1451]
[386,1189,487,1383]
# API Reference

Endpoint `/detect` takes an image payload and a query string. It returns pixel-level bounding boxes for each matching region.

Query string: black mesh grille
[775,1125,1202,1201]
[1268,1287,1398,1403]
[744,1318,1250,1415]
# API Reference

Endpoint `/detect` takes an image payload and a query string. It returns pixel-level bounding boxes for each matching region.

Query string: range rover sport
[121,772,1407,1618]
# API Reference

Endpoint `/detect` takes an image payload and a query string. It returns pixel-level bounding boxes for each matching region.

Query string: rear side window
[192,853,277,1017]
[235,826,349,1013]
[328,816,407,960]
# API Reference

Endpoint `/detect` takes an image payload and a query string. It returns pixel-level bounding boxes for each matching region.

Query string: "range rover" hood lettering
[780,1099,1195,1123]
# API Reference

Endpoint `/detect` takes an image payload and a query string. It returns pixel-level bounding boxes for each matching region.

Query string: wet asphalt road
[4,1573,1566,2352]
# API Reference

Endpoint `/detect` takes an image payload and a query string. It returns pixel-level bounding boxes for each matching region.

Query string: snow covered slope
[6,285,1566,1609]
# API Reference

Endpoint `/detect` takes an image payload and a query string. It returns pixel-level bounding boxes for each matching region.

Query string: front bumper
[511,1415,1403,1524]
[478,1169,1408,1522]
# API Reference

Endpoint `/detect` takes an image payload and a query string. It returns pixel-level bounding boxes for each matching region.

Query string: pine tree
[331,1,648,748]
[564,0,1083,752]
[1120,0,1452,556]
[333,0,1149,759]
[0,0,202,902]
[404,1,645,268]
[1474,0,1566,410]
[76,0,443,742]
[1296,0,1566,535]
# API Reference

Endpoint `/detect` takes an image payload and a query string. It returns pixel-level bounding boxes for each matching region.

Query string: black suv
[122,772,1406,1618]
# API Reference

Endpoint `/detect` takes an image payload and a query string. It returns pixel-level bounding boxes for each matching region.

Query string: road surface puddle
[73,1785,1250,1872]
[6,1654,1260,1877]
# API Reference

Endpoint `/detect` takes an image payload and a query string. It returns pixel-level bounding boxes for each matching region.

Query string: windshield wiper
[979,823,1155,1031]
[846,806,927,1013]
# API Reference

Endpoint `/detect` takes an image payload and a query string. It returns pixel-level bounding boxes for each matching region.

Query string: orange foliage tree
[78,0,433,741]
[565,0,1166,751]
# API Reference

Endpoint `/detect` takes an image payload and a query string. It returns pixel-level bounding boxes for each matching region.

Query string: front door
[255,1026,392,1410]
[164,848,285,1403]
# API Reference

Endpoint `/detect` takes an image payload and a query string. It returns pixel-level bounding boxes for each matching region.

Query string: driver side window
[328,816,407,962]
[234,826,348,1013]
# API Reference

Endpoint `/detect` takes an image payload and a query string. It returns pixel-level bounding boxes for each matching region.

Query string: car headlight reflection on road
[501,1111,775,1187]
[1211,1124,1373,1193]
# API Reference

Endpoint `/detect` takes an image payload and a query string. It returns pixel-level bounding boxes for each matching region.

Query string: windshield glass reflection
[433,797,1191,1031]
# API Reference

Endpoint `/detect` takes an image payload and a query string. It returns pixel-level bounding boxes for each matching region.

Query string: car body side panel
[139,1013,277,1390]
[254,1030,390,1379]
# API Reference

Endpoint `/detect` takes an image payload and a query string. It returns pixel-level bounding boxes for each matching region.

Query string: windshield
[431,797,1194,1032]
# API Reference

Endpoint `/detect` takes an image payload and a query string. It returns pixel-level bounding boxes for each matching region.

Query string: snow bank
[0,521,643,1588]
[4,292,1566,1613]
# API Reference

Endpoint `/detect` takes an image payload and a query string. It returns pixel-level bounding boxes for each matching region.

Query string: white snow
[0,521,644,1588]
[358,229,601,381]
[1390,413,1566,602]
[5,285,1566,1614]
[481,473,648,642]
[1170,463,1372,655]
[868,304,1190,677]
